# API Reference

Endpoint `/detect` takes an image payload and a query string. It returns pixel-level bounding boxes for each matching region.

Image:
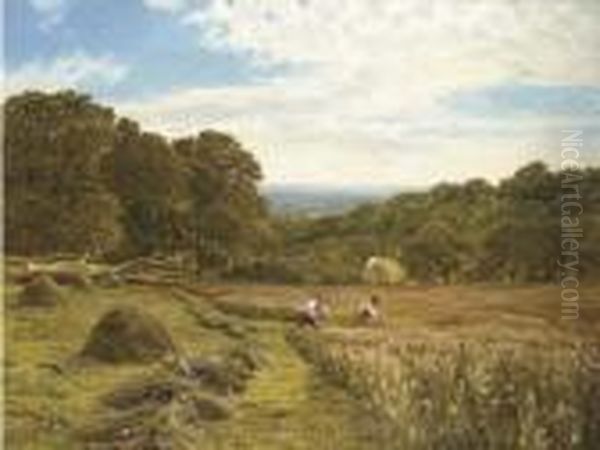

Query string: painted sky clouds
[5,0,600,186]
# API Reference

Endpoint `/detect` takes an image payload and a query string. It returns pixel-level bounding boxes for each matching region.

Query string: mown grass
[5,281,600,449]
[213,283,600,341]
[200,325,381,450]
[4,283,239,449]
[202,283,600,449]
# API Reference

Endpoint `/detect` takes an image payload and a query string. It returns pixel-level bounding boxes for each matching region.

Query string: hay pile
[81,306,175,363]
[182,344,264,395]
[80,375,232,448]
[52,271,94,290]
[362,256,407,285]
[78,341,264,448]
[18,274,64,307]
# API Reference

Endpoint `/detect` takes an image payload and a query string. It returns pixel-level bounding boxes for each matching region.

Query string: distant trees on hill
[275,163,600,284]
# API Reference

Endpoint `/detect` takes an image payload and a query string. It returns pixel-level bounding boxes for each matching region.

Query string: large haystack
[18,274,64,307]
[81,306,175,363]
[362,256,407,285]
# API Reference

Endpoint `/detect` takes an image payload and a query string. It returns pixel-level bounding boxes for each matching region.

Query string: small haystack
[18,274,64,307]
[81,306,175,364]
[52,271,94,290]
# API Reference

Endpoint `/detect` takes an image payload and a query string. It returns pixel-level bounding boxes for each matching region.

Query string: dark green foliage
[5,91,271,276]
[6,91,122,256]
[104,119,190,257]
[173,131,274,273]
[5,90,599,285]
[275,162,600,284]
[81,306,175,363]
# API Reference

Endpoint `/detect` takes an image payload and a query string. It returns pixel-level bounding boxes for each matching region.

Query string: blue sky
[5,0,600,186]
[6,0,271,98]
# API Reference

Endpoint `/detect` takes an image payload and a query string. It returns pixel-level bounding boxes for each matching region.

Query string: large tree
[103,118,189,257]
[5,91,122,256]
[174,130,270,272]
[491,162,561,282]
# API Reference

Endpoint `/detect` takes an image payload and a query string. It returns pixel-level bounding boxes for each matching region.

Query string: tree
[5,90,122,256]
[403,220,465,283]
[103,118,189,257]
[174,130,270,272]
[492,161,561,282]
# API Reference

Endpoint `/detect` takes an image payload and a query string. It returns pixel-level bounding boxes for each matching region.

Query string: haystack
[81,306,175,363]
[18,274,64,307]
[362,256,407,285]
[52,271,94,290]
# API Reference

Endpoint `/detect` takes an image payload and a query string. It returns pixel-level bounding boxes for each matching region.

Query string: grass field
[5,280,600,449]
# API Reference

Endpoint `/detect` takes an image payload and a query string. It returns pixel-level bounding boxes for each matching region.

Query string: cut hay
[102,376,178,410]
[81,375,231,448]
[52,271,94,290]
[224,344,265,377]
[18,274,64,307]
[183,358,246,395]
[80,306,175,364]
[183,393,232,421]
[182,345,264,395]
[13,269,94,289]
[102,375,233,421]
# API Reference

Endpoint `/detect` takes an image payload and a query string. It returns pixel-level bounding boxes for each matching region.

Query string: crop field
[4,280,600,449]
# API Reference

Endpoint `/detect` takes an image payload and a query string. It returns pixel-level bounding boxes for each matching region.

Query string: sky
[5,0,600,187]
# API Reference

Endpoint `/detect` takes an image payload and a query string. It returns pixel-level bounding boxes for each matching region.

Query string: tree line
[5,90,273,274]
[272,162,600,284]
[6,90,599,284]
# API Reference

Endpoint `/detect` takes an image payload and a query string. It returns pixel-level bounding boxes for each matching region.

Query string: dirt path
[200,324,383,450]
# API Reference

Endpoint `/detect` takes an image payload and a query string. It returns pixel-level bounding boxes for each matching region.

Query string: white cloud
[29,0,69,28]
[143,0,188,13]
[117,80,600,187]
[29,0,66,14]
[6,52,129,96]
[121,0,600,186]
[185,0,599,89]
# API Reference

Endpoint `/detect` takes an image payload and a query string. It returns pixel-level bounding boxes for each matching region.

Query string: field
[5,280,600,449]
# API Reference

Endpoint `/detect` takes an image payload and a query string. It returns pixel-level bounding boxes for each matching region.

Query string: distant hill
[262,184,408,216]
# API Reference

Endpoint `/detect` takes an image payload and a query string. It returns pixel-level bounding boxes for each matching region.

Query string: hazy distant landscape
[263,184,406,216]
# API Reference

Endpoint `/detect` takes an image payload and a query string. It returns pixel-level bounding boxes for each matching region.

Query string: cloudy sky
[6,0,600,187]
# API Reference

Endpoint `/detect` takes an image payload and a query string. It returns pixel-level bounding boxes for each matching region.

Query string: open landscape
[5,1,600,448]
[5,264,600,449]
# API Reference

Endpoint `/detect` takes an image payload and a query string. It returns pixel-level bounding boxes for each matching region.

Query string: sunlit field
[5,279,599,449]
[6,0,600,448]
